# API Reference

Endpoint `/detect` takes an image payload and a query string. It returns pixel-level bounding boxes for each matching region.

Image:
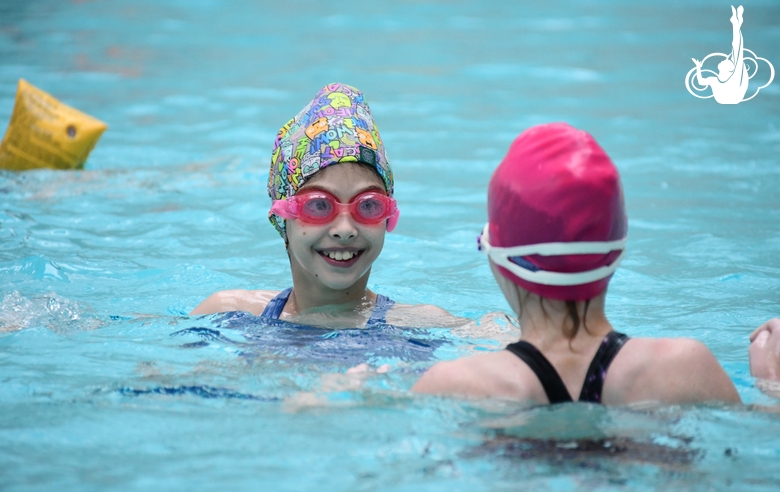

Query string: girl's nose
[328,211,358,241]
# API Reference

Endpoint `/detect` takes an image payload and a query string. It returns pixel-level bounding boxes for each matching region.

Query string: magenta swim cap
[486,123,627,301]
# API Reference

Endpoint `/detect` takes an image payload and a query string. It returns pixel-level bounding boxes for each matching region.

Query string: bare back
[413,335,741,406]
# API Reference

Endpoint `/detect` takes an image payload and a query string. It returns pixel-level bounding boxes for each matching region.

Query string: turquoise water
[1,0,780,490]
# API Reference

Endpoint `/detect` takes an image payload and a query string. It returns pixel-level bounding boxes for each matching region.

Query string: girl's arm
[749,318,780,381]
[190,289,277,316]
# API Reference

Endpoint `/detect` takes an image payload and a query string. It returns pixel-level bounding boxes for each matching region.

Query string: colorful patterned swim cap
[267,83,394,240]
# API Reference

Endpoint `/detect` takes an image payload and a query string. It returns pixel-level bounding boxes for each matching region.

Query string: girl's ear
[489,260,523,315]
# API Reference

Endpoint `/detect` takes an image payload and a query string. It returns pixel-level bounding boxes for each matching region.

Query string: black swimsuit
[505,331,629,404]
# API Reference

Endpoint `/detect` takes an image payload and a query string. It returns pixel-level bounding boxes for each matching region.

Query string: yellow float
[0,79,107,171]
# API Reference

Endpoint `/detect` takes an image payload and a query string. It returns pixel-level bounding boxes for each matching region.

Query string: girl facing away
[412,123,742,406]
[191,83,456,328]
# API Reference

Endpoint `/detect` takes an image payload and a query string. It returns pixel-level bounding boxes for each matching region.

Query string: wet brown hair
[516,290,592,341]
[563,299,591,340]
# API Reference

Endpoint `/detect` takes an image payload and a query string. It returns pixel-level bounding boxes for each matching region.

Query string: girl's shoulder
[610,337,719,375]
[385,303,469,328]
[604,337,741,405]
[412,350,548,404]
[189,289,282,316]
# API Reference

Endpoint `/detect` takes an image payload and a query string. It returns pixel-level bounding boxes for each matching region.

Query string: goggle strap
[386,209,400,232]
[490,249,625,286]
[480,224,626,256]
[480,223,626,286]
[270,200,294,219]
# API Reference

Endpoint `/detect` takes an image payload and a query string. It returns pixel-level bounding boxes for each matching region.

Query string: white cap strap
[479,223,626,286]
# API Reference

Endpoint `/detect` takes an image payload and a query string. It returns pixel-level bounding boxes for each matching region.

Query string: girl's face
[286,162,387,292]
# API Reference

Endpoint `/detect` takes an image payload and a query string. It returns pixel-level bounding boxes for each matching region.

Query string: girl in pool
[191,83,455,328]
[412,123,742,405]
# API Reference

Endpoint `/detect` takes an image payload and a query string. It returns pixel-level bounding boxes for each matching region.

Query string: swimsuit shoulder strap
[366,294,395,326]
[505,341,573,404]
[578,331,630,403]
[260,288,292,319]
[260,289,393,325]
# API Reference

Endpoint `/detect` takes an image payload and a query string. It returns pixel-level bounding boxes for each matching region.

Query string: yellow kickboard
[0,79,107,171]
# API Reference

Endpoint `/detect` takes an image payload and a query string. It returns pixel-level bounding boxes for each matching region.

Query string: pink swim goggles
[270,189,399,232]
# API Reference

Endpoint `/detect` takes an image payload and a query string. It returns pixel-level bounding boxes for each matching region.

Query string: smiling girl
[191,83,454,328]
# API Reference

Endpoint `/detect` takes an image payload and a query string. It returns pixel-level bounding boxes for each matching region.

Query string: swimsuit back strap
[366,294,395,326]
[578,331,629,403]
[505,341,573,404]
[260,288,292,319]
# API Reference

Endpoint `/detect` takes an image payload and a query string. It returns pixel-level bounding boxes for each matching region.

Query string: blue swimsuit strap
[260,288,395,326]
[366,294,395,326]
[260,287,292,319]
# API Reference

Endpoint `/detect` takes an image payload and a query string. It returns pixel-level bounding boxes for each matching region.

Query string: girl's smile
[317,248,364,267]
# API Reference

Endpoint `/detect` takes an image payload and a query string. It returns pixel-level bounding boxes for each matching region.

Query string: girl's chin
[313,268,371,291]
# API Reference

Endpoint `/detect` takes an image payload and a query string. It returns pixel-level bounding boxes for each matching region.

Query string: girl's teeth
[327,251,355,261]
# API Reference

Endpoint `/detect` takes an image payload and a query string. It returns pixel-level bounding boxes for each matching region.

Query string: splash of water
[0,291,102,334]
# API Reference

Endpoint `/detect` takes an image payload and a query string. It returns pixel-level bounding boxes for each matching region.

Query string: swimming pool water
[1,0,779,490]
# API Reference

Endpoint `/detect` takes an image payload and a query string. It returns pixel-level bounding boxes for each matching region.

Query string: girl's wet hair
[515,289,592,341]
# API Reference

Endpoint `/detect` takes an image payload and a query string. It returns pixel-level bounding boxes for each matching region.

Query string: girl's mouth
[318,249,364,268]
